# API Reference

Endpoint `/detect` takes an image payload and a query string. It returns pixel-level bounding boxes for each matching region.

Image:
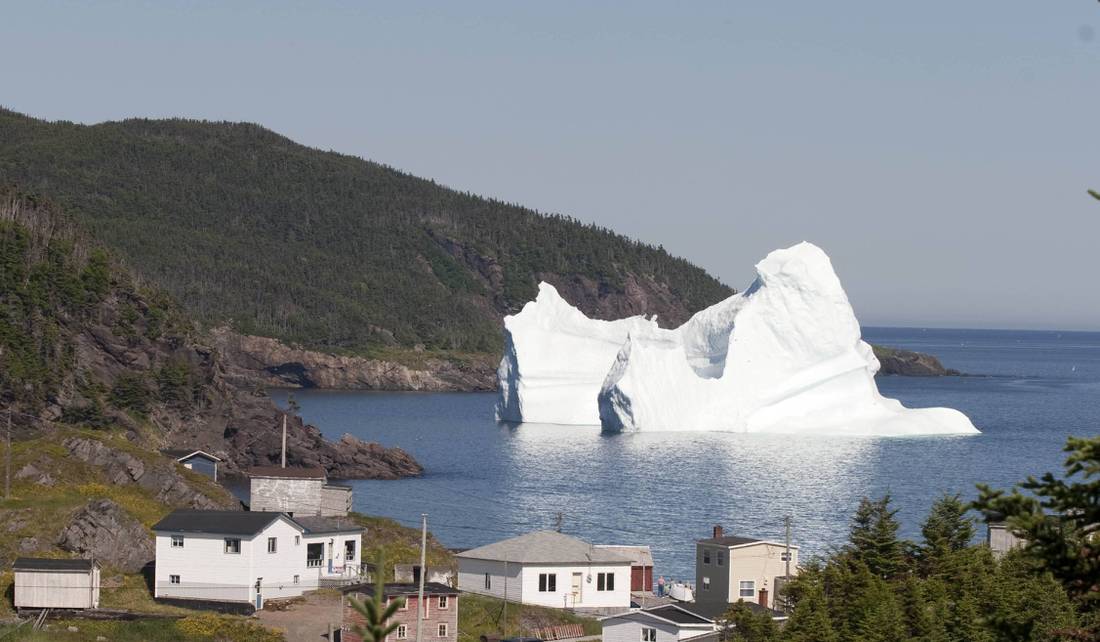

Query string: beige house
[694,526,797,614]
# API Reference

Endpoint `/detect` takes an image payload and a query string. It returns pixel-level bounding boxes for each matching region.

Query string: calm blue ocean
[268,327,1100,583]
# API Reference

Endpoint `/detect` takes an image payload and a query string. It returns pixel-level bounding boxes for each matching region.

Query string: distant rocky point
[873,345,962,377]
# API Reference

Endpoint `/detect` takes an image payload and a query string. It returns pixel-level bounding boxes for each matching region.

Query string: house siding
[320,485,352,517]
[343,592,458,642]
[519,563,631,609]
[155,516,361,606]
[696,542,797,611]
[602,613,711,642]
[456,559,523,603]
[250,477,325,515]
[14,568,100,609]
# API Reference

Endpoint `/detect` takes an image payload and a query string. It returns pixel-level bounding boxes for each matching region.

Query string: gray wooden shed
[13,558,101,610]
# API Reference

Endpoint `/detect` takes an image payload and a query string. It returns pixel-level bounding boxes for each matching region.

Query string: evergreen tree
[973,436,1100,610]
[919,493,974,576]
[848,494,904,579]
[718,601,777,642]
[782,580,839,642]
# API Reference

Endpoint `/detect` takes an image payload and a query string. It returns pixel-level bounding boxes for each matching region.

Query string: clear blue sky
[3,1,1099,330]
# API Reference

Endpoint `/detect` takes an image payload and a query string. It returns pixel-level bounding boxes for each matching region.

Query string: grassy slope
[457,594,602,642]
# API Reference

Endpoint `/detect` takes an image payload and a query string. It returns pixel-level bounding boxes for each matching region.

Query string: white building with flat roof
[456,530,632,611]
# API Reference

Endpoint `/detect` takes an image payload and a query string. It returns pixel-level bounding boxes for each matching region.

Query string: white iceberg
[496,242,978,435]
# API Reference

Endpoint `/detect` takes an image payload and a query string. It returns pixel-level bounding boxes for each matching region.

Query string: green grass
[457,594,602,641]
[349,513,455,576]
[0,614,283,641]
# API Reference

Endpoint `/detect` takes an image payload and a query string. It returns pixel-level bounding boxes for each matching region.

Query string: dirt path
[256,590,344,642]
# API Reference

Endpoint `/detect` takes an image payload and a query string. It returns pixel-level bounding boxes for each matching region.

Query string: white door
[571,572,583,606]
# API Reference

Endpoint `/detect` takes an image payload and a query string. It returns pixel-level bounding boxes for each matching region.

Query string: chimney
[758,587,769,609]
[712,524,723,539]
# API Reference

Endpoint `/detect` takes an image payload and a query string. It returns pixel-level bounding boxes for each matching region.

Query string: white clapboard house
[153,510,364,608]
[456,530,632,611]
[601,605,718,642]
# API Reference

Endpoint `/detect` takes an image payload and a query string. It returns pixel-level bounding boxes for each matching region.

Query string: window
[169,575,180,585]
[171,535,184,548]
[739,580,755,598]
[438,595,449,609]
[438,624,448,638]
[642,627,657,642]
[224,538,241,554]
[345,540,356,561]
[295,535,301,546]
[702,577,710,591]
[267,537,277,554]
[293,575,300,585]
[703,549,711,564]
[395,597,408,611]
[596,572,615,591]
[396,625,408,640]
[717,551,725,566]
[538,573,557,592]
[307,543,324,567]
[484,573,491,590]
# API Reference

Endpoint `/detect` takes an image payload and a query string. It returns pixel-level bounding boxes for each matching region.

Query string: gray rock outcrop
[63,437,233,509]
[57,499,154,573]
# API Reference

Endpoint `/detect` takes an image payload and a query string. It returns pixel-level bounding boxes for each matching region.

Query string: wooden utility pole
[4,409,11,500]
[281,415,287,468]
[416,513,427,642]
[784,515,792,580]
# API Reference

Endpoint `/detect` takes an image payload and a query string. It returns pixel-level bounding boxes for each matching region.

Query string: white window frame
[224,538,241,554]
[438,623,448,638]
[397,625,408,640]
[739,580,755,598]
[642,627,657,642]
[484,573,491,590]
[702,576,710,591]
[267,537,277,554]
[169,574,181,585]
[171,535,184,548]
[295,535,301,546]
[438,595,449,609]
[293,575,300,585]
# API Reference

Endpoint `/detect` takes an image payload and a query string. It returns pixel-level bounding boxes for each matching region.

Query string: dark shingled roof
[645,605,713,624]
[294,516,365,535]
[152,510,296,535]
[696,535,763,547]
[13,558,98,572]
[341,582,456,597]
[248,466,326,479]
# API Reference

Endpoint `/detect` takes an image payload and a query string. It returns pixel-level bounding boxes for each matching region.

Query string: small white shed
[13,558,101,610]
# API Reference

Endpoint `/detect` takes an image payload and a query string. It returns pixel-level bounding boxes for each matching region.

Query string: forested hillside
[0,108,733,355]
[0,187,419,478]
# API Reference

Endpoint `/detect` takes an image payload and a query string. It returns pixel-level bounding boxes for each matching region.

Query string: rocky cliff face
[210,328,495,391]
